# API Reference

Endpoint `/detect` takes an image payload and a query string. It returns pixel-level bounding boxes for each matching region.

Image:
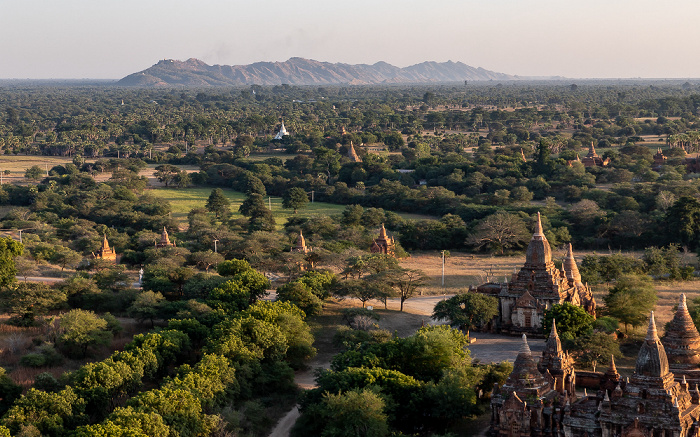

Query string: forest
[0,80,700,436]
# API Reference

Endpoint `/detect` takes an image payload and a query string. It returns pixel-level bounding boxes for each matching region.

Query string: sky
[2,0,700,80]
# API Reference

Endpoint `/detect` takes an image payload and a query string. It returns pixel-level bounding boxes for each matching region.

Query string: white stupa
[274,121,289,140]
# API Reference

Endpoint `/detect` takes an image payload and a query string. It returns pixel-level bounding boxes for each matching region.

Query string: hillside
[116,57,518,86]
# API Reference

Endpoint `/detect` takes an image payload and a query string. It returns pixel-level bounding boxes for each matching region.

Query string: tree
[603,274,657,333]
[50,246,82,273]
[59,309,112,357]
[188,251,224,272]
[542,303,594,340]
[128,291,165,327]
[205,188,230,219]
[379,268,427,311]
[24,165,44,180]
[320,389,389,437]
[153,164,182,188]
[569,332,621,371]
[0,282,66,325]
[666,196,700,250]
[275,282,323,316]
[334,278,390,309]
[282,187,309,214]
[466,212,530,254]
[432,292,498,338]
[0,237,23,287]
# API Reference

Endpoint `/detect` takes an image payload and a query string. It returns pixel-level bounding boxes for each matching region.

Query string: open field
[148,186,436,227]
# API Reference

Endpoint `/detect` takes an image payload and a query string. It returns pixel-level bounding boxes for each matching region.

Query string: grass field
[148,186,436,227]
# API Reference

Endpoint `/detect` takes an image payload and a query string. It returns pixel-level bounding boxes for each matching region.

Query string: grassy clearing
[148,186,436,226]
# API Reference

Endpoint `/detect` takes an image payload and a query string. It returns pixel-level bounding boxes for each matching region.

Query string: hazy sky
[2,0,699,79]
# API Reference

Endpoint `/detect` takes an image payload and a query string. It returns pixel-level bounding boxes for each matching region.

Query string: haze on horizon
[2,0,699,80]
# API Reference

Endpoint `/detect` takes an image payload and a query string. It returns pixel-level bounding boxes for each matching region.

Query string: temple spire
[534,212,544,237]
[520,334,531,355]
[102,234,110,250]
[608,355,617,374]
[646,311,659,341]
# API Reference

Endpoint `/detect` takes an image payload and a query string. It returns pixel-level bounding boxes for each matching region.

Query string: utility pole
[213,239,219,253]
[268,197,272,210]
[311,190,314,203]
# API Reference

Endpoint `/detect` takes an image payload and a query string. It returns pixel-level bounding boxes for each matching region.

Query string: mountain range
[116,57,520,86]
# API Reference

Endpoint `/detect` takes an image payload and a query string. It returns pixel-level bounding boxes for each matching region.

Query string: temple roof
[662,294,700,367]
[505,335,549,390]
[544,319,563,356]
[634,311,670,378]
[524,212,552,268]
[379,223,388,240]
[563,243,583,286]
[102,234,111,250]
[160,227,171,245]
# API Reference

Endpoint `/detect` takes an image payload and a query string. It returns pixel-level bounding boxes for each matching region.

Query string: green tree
[276,282,323,316]
[542,303,594,340]
[282,187,309,214]
[0,237,23,287]
[466,212,530,254]
[205,188,230,219]
[569,332,622,371]
[432,292,498,338]
[128,291,166,327]
[321,388,389,437]
[379,268,427,311]
[603,274,657,333]
[24,165,44,180]
[153,164,182,188]
[0,282,66,325]
[666,196,700,250]
[59,309,113,357]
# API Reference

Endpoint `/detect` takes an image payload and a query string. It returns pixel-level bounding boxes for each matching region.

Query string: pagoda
[662,294,700,370]
[347,141,362,163]
[291,230,311,254]
[597,312,700,437]
[581,142,610,167]
[370,224,395,257]
[93,235,117,262]
[274,121,289,140]
[491,334,574,437]
[475,213,595,335]
[156,227,175,248]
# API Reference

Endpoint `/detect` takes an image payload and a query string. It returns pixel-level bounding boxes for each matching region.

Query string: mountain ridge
[116,57,523,86]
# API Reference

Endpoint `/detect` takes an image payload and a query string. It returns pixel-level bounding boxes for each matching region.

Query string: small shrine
[93,235,117,262]
[370,224,395,257]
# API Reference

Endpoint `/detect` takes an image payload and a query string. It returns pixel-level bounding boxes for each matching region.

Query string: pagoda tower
[347,141,362,163]
[599,312,700,437]
[538,320,576,394]
[370,224,395,257]
[491,335,570,437]
[93,234,117,262]
[156,227,175,248]
[662,294,700,370]
[291,230,311,254]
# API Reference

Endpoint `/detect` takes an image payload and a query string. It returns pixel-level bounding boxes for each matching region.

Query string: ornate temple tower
[347,141,362,163]
[598,312,700,437]
[93,234,117,262]
[370,224,395,256]
[291,230,311,254]
[156,227,175,248]
[538,320,576,395]
[491,335,573,437]
[662,294,700,371]
[485,213,596,335]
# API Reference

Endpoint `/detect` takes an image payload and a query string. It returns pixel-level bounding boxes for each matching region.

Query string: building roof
[634,311,670,378]
[563,243,583,286]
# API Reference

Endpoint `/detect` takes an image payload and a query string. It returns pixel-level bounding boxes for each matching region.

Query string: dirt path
[267,407,300,437]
